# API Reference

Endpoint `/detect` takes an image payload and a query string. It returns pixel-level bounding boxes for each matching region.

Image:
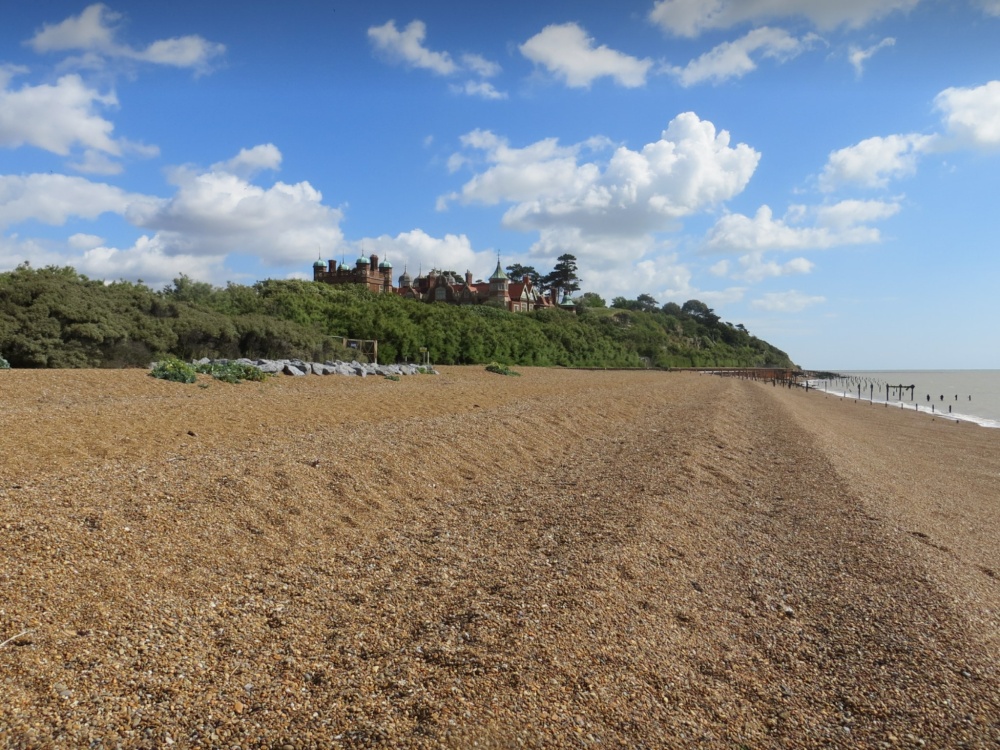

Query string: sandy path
[1,368,997,748]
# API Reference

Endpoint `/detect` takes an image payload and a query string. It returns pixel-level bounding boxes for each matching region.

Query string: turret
[489,259,509,305]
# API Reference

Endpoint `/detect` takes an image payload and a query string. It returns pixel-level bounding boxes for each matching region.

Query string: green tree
[635,293,658,312]
[163,274,217,306]
[577,292,606,308]
[541,254,580,300]
[505,264,540,284]
[681,299,720,326]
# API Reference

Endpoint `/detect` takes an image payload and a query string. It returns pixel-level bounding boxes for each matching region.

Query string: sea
[805,370,1000,429]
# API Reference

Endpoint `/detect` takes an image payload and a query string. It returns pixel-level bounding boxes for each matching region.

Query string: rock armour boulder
[191,359,436,378]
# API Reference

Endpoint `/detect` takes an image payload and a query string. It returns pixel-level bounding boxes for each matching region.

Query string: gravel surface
[1,368,998,748]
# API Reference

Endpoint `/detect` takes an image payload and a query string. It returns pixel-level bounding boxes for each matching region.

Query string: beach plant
[149,357,197,383]
[485,362,520,377]
[194,361,269,384]
[0,355,9,369]
[384,374,401,381]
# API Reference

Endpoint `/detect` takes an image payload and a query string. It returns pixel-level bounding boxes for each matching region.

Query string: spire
[490,252,508,280]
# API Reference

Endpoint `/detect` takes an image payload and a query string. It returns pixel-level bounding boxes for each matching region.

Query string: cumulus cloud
[443,113,760,243]
[667,26,817,86]
[820,133,935,190]
[750,289,825,312]
[0,73,118,156]
[211,144,282,178]
[128,150,343,265]
[713,251,815,282]
[705,200,900,252]
[934,80,1000,149]
[67,232,105,249]
[367,19,457,75]
[649,0,920,37]
[439,114,760,301]
[461,53,501,78]
[1,143,349,285]
[0,173,147,228]
[367,19,505,98]
[74,234,224,286]
[848,37,895,76]
[450,80,507,100]
[352,229,492,277]
[0,69,160,175]
[519,22,653,88]
[817,80,1000,192]
[27,3,225,72]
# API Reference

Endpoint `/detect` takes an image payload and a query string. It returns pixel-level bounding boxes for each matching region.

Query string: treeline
[0,264,794,369]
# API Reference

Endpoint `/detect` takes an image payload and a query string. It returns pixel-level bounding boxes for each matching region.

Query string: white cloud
[820,133,935,189]
[848,37,895,76]
[649,0,920,37]
[0,230,221,289]
[75,234,223,286]
[127,147,344,265]
[367,19,504,99]
[68,148,124,175]
[0,173,145,228]
[0,73,118,156]
[709,259,730,276]
[934,80,1000,149]
[67,232,105,250]
[815,198,900,229]
[461,53,501,78]
[367,19,458,75]
[451,80,507,100]
[751,290,825,312]
[443,113,759,243]
[519,22,653,88]
[439,129,598,208]
[27,3,225,72]
[726,251,814,282]
[439,116,761,301]
[28,4,118,53]
[667,26,816,86]
[0,234,61,271]
[1,144,348,285]
[524,229,694,300]
[705,200,900,252]
[353,229,488,276]
[211,144,282,178]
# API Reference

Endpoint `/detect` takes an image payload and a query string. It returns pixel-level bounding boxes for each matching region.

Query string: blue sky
[2,1,1000,369]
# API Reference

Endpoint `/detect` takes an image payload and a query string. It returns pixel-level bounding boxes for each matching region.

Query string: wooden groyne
[673,366,800,383]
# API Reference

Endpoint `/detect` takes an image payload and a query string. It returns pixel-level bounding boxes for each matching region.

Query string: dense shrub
[193,361,270,384]
[149,358,197,383]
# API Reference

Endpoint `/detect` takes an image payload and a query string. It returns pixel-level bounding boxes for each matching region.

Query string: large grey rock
[256,360,283,374]
[283,363,306,376]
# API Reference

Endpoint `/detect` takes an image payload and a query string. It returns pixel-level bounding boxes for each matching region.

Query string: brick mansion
[312,254,573,313]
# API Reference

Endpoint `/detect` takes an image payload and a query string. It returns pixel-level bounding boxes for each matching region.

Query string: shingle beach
[2,368,998,748]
